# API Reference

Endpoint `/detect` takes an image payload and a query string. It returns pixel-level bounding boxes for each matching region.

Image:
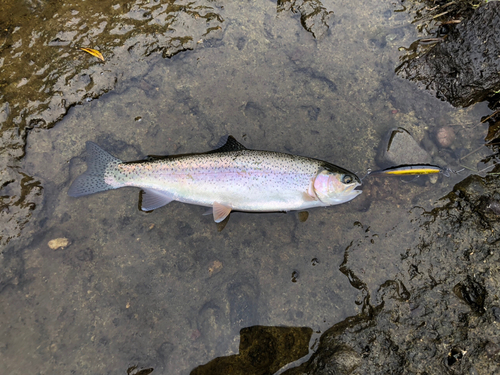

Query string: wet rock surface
[282,174,500,374]
[398,1,500,107]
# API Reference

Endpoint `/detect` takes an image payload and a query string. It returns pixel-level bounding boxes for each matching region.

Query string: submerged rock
[376,127,432,167]
[434,126,456,148]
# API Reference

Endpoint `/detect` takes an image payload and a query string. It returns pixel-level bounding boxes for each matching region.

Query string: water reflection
[1,0,224,130]
[191,326,312,375]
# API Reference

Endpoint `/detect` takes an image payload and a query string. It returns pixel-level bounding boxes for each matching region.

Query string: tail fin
[68,142,122,197]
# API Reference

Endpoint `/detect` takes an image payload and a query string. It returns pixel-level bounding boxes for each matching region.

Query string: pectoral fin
[140,189,175,211]
[213,202,232,223]
[302,191,317,202]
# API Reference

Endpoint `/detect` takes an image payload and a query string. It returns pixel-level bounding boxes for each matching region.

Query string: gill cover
[313,169,361,204]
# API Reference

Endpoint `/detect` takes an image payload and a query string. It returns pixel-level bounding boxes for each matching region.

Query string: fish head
[313,168,362,205]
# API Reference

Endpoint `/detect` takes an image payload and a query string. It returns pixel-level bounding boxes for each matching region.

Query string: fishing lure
[369,164,451,177]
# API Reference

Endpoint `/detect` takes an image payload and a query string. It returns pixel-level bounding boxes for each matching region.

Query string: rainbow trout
[68,136,362,223]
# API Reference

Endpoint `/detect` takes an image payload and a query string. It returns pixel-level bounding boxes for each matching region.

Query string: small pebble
[435,126,455,148]
[378,127,432,166]
[208,260,223,276]
[48,238,70,250]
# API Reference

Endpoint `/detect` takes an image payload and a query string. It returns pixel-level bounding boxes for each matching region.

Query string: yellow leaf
[80,47,105,61]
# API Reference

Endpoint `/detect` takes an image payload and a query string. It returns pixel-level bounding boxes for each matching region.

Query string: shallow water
[0,0,494,374]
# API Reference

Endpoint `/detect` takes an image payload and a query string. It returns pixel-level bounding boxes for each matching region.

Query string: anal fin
[213,202,232,223]
[140,189,175,211]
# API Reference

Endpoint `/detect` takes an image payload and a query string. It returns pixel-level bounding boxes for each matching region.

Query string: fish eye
[342,174,353,184]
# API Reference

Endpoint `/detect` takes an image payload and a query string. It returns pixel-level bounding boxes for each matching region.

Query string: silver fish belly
[68,136,362,223]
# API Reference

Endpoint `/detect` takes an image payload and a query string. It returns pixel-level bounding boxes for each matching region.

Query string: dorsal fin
[207,135,247,153]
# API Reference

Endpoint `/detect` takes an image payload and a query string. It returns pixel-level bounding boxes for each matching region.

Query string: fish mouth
[347,189,363,198]
[339,183,362,202]
[345,182,362,194]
